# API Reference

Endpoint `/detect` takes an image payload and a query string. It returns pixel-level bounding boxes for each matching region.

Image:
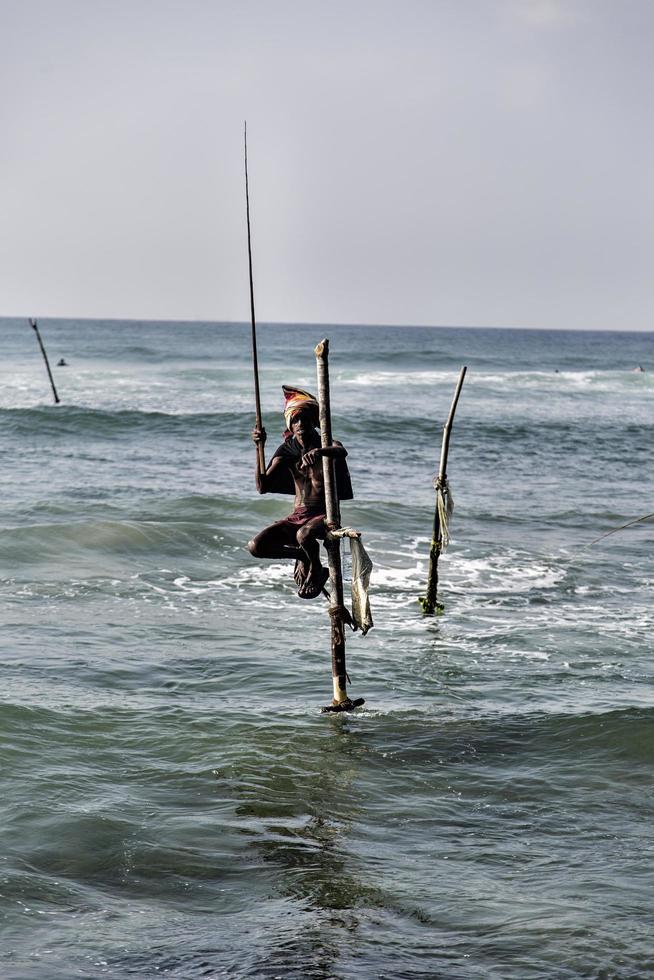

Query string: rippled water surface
[1,318,653,978]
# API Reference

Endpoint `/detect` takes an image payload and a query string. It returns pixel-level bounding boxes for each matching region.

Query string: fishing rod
[29,318,60,404]
[244,122,265,476]
[586,511,654,547]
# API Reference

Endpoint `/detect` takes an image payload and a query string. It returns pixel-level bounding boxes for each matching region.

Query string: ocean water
[1,317,653,979]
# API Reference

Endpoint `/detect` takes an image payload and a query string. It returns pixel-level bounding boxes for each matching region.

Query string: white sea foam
[449,553,567,593]
[338,368,654,394]
[343,370,461,387]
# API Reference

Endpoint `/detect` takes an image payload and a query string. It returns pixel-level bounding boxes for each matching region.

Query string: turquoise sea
[1,318,653,978]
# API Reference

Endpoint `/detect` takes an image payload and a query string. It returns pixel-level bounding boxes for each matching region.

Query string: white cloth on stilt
[329,527,374,635]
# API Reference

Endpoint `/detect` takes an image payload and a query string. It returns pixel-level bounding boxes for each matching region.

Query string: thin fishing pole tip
[586,512,654,547]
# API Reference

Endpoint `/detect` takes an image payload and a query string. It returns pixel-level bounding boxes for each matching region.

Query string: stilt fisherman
[248,385,353,599]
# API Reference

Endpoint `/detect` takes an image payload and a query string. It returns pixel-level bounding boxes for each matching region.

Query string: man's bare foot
[298,565,329,599]
[294,558,309,589]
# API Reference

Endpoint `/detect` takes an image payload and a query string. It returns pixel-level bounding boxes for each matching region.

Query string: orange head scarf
[282,385,320,433]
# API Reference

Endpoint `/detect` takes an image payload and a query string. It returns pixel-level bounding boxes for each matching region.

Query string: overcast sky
[1,0,653,329]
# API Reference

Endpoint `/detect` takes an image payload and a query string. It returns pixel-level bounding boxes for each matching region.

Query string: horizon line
[1,315,652,336]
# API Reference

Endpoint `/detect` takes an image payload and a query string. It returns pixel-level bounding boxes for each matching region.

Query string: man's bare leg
[296,517,329,599]
[248,523,303,563]
[248,521,314,591]
[248,518,327,598]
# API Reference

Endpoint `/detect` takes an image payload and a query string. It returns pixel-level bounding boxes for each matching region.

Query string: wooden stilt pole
[314,338,364,713]
[29,318,60,405]
[420,366,467,615]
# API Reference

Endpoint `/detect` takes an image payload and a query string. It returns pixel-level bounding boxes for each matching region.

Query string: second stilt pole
[420,365,467,615]
[314,339,364,713]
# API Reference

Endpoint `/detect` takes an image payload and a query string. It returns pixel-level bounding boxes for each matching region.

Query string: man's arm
[253,427,290,494]
[300,441,347,469]
[257,456,289,494]
[252,427,268,493]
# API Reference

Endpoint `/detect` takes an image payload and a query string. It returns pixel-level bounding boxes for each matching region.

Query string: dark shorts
[267,508,326,547]
[284,506,326,527]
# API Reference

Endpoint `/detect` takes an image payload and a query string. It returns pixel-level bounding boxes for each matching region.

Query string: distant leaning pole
[29,318,60,405]
[314,339,365,713]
